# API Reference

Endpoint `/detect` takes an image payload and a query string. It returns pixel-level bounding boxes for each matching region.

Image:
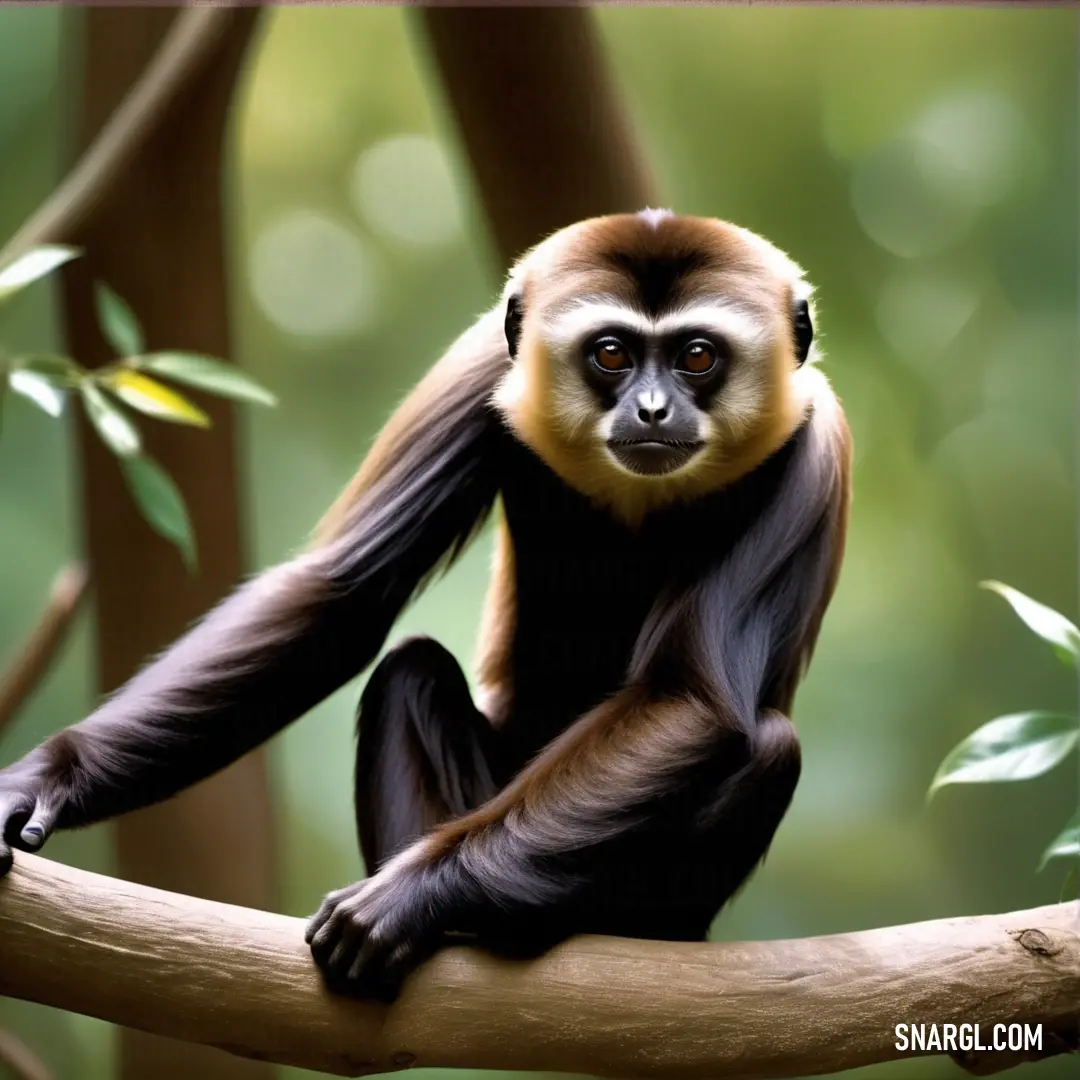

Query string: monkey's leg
[538,708,802,944]
[690,707,802,915]
[354,636,501,872]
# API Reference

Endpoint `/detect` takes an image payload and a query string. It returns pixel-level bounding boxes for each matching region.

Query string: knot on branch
[1010,928,1065,958]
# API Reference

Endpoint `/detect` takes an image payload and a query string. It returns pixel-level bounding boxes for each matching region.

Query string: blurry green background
[0,6,1076,1080]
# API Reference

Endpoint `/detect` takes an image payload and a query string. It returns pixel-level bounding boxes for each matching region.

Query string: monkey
[0,210,851,1002]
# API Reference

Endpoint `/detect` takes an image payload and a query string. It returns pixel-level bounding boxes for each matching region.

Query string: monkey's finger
[305,891,346,944]
[325,918,366,974]
[0,793,33,876]
[308,906,355,965]
[306,882,372,944]
[344,932,388,985]
[0,792,31,834]
[0,818,10,876]
[305,904,336,947]
[344,933,421,1004]
[18,797,59,850]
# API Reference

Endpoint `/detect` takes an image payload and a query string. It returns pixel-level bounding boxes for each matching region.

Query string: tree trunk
[417,6,660,263]
[57,9,272,1080]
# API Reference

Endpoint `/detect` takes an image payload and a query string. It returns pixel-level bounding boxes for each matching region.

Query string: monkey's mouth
[606,438,704,477]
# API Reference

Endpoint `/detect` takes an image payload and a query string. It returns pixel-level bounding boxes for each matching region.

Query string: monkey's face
[580,322,722,477]
[495,212,819,521]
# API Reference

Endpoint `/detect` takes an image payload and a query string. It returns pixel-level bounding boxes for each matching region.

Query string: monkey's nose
[637,404,669,424]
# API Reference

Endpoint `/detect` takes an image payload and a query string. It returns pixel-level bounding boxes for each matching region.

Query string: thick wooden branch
[1,855,1076,1078]
[0,565,88,737]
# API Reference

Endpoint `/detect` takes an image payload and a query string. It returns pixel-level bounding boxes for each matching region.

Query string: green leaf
[100,370,210,428]
[94,282,144,357]
[0,245,80,301]
[9,370,66,418]
[12,353,81,383]
[80,382,141,456]
[119,455,196,571]
[1039,809,1080,871]
[133,352,277,407]
[928,711,1080,798]
[981,581,1080,667]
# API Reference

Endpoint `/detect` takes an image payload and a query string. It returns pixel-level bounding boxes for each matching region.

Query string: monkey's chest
[502,512,674,757]
[495,435,708,757]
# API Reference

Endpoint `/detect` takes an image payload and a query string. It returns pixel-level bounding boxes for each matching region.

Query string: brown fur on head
[493,210,825,524]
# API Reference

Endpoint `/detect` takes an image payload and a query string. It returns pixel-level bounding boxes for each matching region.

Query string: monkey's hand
[306,831,567,1001]
[0,752,65,875]
[305,841,470,1002]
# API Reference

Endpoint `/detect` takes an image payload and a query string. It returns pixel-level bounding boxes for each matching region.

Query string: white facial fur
[536,295,787,461]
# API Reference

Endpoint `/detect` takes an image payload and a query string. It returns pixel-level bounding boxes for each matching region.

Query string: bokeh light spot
[876,269,980,367]
[912,90,1037,209]
[249,209,382,339]
[851,138,975,259]
[350,134,464,250]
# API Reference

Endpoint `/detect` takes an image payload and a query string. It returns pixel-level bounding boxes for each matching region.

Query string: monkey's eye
[675,340,718,375]
[591,338,632,373]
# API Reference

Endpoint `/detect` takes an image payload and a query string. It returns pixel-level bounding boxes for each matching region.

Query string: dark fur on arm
[0,316,508,863]
[421,399,851,938]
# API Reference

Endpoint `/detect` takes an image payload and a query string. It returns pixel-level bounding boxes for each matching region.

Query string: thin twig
[0,565,89,737]
[0,7,240,266]
[0,1029,53,1080]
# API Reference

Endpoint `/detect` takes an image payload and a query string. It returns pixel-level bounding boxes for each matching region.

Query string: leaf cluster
[0,245,277,569]
[929,581,1080,875]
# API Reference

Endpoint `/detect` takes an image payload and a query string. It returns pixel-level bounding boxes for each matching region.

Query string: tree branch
[0,6,247,266]
[0,1029,53,1080]
[1,854,1076,1078]
[0,564,88,738]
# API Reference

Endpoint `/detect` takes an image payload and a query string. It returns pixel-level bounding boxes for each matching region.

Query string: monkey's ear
[793,297,813,366]
[505,294,523,359]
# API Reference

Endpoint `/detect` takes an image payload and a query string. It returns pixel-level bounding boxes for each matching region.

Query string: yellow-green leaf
[102,370,210,428]
[134,352,277,407]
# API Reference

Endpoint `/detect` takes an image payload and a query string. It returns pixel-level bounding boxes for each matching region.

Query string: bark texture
[1,855,1076,1079]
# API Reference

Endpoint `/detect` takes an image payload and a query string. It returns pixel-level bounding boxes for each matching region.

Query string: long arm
[307,372,853,994]
[0,310,509,868]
